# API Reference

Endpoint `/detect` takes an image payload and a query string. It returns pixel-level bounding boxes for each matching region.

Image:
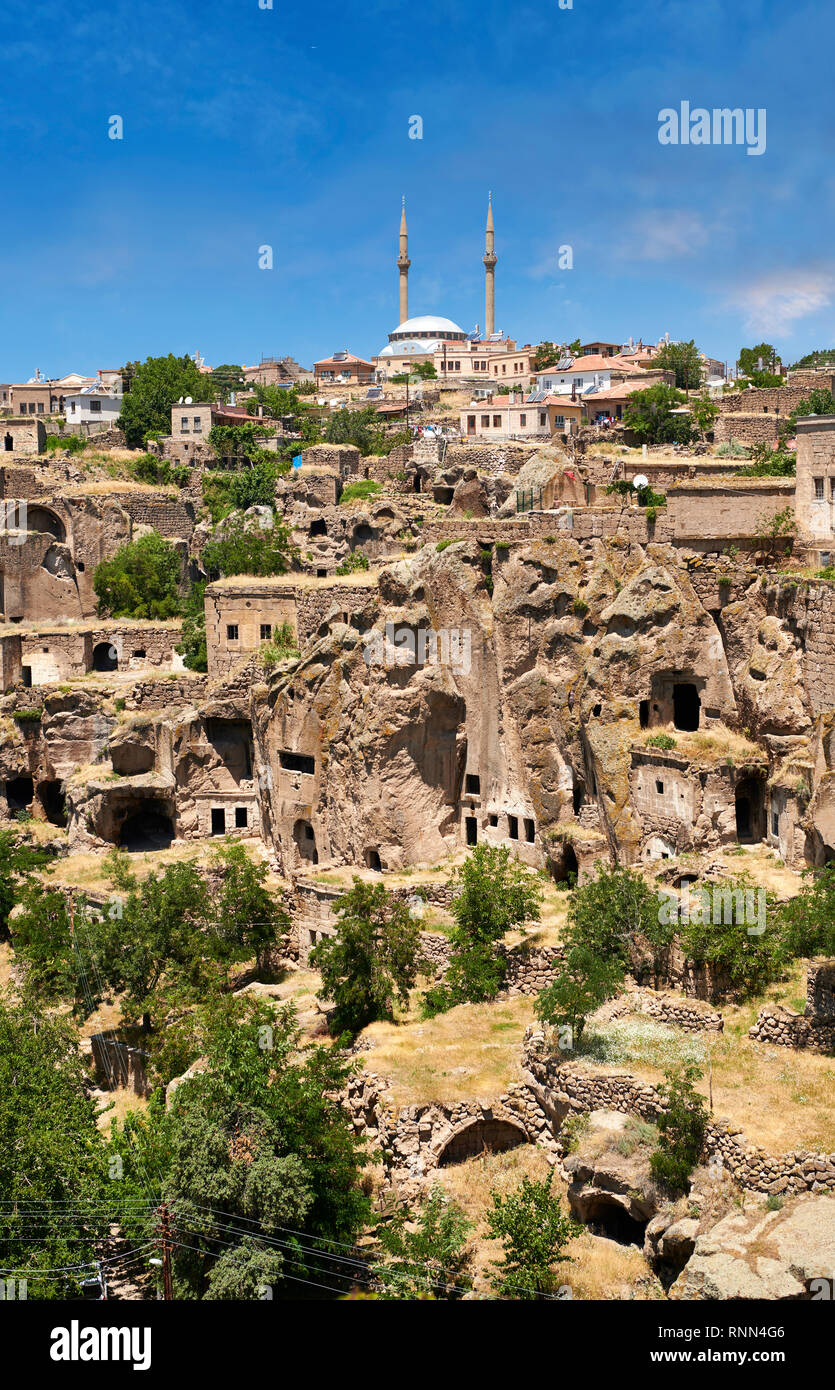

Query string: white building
[64,379,123,427]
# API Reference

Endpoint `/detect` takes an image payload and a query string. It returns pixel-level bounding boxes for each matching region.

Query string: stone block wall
[713,413,782,446]
[748,1005,835,1053]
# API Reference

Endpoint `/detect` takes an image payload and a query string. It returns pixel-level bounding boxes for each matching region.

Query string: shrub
[202,513,294,579]
[573,598,589,616]
[93,533,181,619]
[650,1063,709,1193]
[646,733,676,750]
[260,622,299,667]
[486,1170,580,1300]
[339,479,382,504]
[12,708,43,723]
[335,550,370,576]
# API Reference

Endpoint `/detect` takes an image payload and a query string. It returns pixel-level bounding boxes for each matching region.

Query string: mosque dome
[378,313,469,358]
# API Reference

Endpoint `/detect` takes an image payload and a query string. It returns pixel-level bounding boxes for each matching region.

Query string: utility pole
[156,1202,173,1301]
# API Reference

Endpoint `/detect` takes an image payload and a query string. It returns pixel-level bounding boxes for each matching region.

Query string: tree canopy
[118,354,206,448]
[93,532,182,619]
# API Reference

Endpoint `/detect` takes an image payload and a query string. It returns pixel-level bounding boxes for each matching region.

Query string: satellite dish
[184,397,193,405]
[633,474,649,489]
[178,397,184,404]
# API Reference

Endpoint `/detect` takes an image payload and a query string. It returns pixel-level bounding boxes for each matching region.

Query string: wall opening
[465,816,478,845]
[235,807,248,829]
[6,776,34,811]
[279,750,316,775]
[639,699,649,729]
[366,848,382,871]
[735,777,764,844]
[26,507,66,542]
[524,817,535,843]
[118,804,174,852]
[309,519,327,537]
[552,842,578,886]
[508,815,519,840]
[437,1118,528,1167]
[581,1196,648,1248]
[206,719,253,782]
[293,818,318,864]
[38,779,67,827]
[465,773,481,795]
[92,641,118,673]
[673,682,700,732]
[211,807,226,835]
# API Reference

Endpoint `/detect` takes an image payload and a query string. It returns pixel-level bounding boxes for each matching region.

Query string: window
[508,815,519,840]
[815,477,825,500]
[524,817,535,843]
[37,403,44,413]
[260,623,272,640]
[465,773,481,795]
[481,415,490,428]
[181,416,190,432]
[493,415,501,427]
[520,413,527,426]
[235,807,248,829]
[280,751,316,775]
[501,364,506,374]
[89,399,101,413]
[553,415,564,427]
[488,813,498,827]
[211,807,226,835]
[193,416,202,432]
[771,812,779,836]
[656,780,664,794]
[540,413,546,426]
[68,402,76,414]
[226,624,239,641]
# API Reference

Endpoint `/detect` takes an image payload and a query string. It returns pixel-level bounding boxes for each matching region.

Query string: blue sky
[3,0,834,379]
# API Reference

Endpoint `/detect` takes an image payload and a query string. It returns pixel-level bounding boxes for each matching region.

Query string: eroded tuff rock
[669,1194,835,1300]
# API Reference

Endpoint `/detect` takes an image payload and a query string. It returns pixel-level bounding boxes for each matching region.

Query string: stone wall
[718,386,813,415]
[666,479,795,541]
[748,1005,835,1053]
[523,1035,835,1195]
[713,413,782,446]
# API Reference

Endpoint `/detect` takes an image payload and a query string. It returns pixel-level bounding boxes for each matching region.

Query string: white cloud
[619,210,711,262]
[726,270,834,335]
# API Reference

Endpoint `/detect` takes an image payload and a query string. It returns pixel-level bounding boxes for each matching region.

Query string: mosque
[372,197,534,386]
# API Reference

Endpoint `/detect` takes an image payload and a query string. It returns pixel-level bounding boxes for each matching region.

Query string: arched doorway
[92,641,118,672]
[26,507,66,542]
[437,1118,528,1167]
[118,804,174,851]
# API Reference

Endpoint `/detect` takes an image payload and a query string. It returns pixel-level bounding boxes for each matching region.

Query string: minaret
[483,191,497,338]
[397,196,410,325]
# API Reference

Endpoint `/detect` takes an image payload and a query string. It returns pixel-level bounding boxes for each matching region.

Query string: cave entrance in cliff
[118,804,174,852]
[92,641,118,673]
[581,1196,648,1247]
[552,843,578,886]
[365,849,382,872]
[437,1119,529,1167]
[465,816,478,845]
[293,818,318,865]
[6,776,34,812]
[38,779,67,827]
[735,777,765,844]
[673,683,700,732]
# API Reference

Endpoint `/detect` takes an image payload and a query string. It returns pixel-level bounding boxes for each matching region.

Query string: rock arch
[436,1117,529,1167]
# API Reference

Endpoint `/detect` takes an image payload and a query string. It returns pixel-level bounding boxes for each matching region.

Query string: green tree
[373,1186,472,1299]
[177,580,207,671]
[650,1062,709,1192]
[202,512,294,578]
[118,354,206,447]
[0,997,109,1298]
[786,388,835,437]
[0,828,49,938]
[623,383,693,444]
[208,842,290,974]
[533,342,561,371]
[535,944,625,1046]
[779,862,835,958]
[486,1169,579,1299]
[10,882,103,1015]
[652,339,703,391]
[93,533,182,619]
[154,998,369,1297]
[564,863,672,977]
[210,364,245,403]
[422,846,543,1014]
[690,390,720,440]
[311,879,423,1037]
[737,343,776,377]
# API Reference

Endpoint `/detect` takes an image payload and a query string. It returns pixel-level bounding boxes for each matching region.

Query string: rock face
[670,1195,835,1300]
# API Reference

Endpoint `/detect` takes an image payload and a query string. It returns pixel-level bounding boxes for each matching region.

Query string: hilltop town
[4,202,835,1308]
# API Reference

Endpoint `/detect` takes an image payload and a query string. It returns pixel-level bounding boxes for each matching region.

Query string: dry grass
[359,996,535,1107]
[209,569,380,590]
[634,723,763,766]
[94,1087,149,1134]
[436,1146,660,1300]
[44,837,287,898]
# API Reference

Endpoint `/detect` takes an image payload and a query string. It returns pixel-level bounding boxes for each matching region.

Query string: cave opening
[119,805,174,852]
